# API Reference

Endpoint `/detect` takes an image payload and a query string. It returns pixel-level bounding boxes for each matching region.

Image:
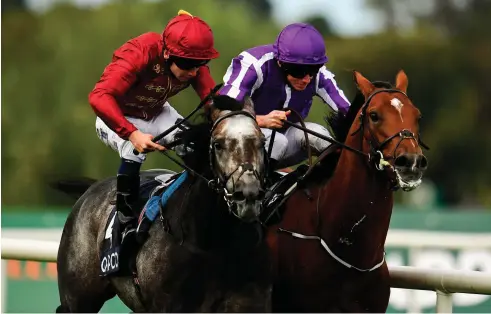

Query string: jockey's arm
[191,65,216,113]
[220,54,271,126]
[316,66,350,116]
[88,40,148,140]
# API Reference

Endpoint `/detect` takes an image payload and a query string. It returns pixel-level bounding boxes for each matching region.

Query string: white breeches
[261,122,333,168]
[95,102,183,163]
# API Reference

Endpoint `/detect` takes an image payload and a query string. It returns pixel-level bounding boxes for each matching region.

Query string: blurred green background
[2,0,491,210]
[2,0,491,313]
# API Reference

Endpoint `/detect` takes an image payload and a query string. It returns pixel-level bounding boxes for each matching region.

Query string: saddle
[99,170,187,277]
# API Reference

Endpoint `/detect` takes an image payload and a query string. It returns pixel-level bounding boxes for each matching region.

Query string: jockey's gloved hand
[129,130,166,153]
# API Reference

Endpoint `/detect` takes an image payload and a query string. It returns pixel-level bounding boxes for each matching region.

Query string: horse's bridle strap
[210,110,256,134]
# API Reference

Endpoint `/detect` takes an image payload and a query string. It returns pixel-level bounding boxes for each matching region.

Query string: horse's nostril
[394,155,409,168]
[241,163,254,172]
[232,191,246,202]
[419,155,428,169]
[395,154,428,170]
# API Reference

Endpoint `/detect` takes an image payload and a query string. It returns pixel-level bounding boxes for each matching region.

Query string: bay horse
[54,95,272,312]
[266,70,428,312]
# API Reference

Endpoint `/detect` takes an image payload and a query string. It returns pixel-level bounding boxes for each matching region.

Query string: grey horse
[54,95,272,312]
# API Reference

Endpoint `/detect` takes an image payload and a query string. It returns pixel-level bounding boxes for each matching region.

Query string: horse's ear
[353,71,375,98]
[207,99,221,122]
[243,96,255,115]
[395,69,408,93]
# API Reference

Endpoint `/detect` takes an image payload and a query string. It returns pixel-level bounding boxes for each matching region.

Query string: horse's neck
[179,177,258,253]
[181,178,225,245]
[319,134,393,269]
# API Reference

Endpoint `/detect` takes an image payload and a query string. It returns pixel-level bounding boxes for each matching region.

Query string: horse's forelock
[211,94,245,112]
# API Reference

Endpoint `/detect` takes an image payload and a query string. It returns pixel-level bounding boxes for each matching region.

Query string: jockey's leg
[146,102,185,144]
[261,128,288,174]
[303,122,333,153]
[131,102,184,242]
[280,122,333,167]
[95,117,147,249]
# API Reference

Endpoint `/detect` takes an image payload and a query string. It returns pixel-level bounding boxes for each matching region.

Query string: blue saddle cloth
[140,171,189,222]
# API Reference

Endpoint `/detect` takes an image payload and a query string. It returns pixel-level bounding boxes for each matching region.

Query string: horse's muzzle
[225,166,266,221]
[228,189,265,222]
[234,200,261,222]
[393,153,428,191]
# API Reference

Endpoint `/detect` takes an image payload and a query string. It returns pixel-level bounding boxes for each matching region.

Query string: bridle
[351,89,429,171]
[208,110,266,214]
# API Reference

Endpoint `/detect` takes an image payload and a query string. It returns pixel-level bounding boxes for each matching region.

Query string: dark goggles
[279,62,323,79]
[169,56,210,70]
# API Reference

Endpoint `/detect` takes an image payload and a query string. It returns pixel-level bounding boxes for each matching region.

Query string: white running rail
[2,236,491,313]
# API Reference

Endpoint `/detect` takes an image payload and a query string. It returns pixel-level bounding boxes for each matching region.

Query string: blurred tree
[245,0,272,16]
[303,15,336,37]
[1,0,26,12]
[217,0,272,18]
[366,0,397,32]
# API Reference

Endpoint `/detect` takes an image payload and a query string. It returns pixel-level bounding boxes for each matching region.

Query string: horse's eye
[213,141,223,150]
[369,112,379,123]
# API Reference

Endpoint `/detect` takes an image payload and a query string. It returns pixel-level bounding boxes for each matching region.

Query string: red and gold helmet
[162,10,220,60]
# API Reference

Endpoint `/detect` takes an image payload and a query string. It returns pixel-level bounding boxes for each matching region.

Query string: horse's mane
[327,81,394,143]
[175,95,246,173]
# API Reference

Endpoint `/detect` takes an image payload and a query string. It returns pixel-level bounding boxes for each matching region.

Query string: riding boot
[116,173,140,247]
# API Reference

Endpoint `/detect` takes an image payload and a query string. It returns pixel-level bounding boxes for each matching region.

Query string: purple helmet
[273,23,328,65]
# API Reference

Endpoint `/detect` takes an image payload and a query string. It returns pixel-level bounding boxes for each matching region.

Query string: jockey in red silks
[220,23,350,172]
[88,10,219,246]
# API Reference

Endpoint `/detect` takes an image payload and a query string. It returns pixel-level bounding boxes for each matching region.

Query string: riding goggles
[279,62,323,79]
[170,56,210,70]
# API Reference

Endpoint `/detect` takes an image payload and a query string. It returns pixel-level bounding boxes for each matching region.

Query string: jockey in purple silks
[220,23,350,171]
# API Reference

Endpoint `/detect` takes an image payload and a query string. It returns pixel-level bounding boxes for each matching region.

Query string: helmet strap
[160,47,176,77]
